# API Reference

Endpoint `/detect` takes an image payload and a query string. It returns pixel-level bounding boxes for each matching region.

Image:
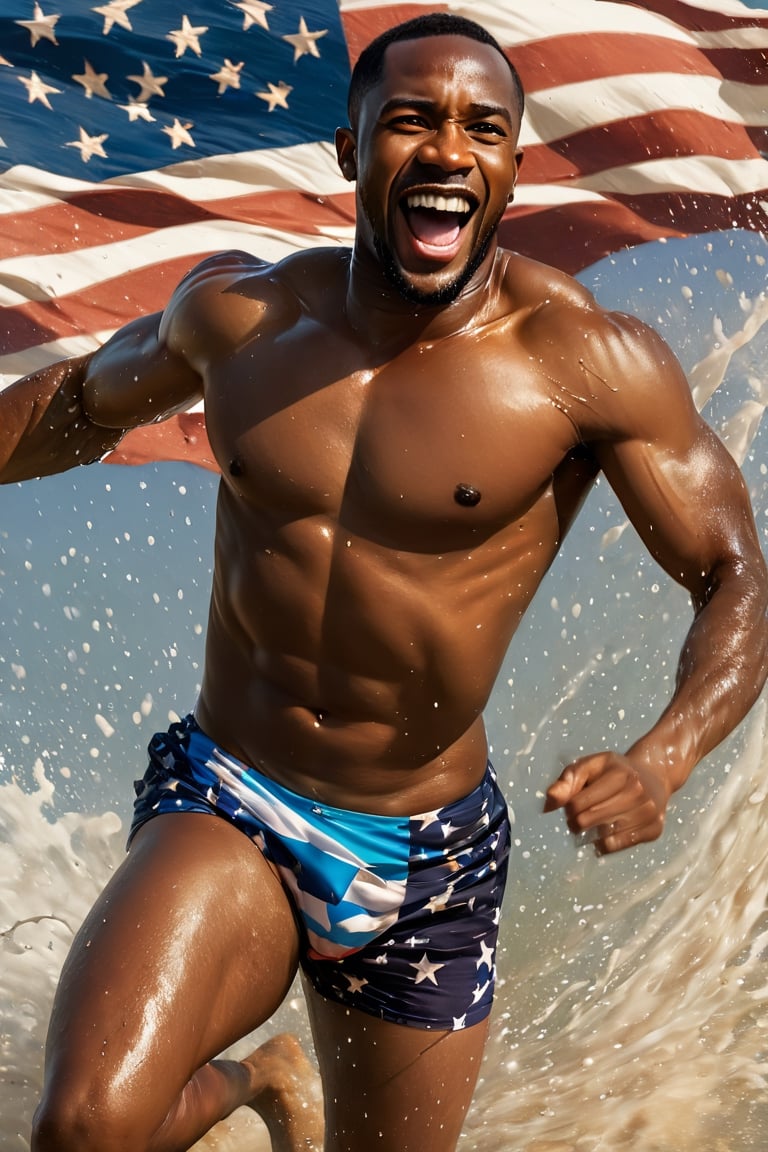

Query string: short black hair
[348,14,525,129]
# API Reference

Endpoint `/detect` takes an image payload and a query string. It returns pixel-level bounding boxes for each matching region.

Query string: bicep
[595,415,760,602]
[84,310,203,429]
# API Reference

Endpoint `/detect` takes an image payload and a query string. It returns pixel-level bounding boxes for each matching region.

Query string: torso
[187,247,603,813]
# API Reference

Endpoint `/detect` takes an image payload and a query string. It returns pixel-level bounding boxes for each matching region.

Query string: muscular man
[3,14,766,1152]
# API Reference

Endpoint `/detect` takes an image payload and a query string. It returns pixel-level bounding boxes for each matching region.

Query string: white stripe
[0,218,340,308]
[520,74,768,149]
[110,139,346,202]
[691,27,768,49]
[684,0,768,17]
[566,154,768,198]
[0,164,101,216]
[0,141,346,218]
[512,185,605,207]
[340,0,768,53]
[340,0,694,44]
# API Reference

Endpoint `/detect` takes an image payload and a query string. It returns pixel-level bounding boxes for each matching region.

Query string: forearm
[627,556,768,791]
[0,357,127,484]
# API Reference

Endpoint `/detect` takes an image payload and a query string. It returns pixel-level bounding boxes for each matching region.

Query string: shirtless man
[3,13,766,1152]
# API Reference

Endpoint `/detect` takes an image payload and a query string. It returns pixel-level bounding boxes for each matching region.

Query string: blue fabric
[131,714,511,1030]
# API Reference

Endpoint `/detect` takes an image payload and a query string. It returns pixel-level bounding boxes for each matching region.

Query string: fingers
[545,752,669,854]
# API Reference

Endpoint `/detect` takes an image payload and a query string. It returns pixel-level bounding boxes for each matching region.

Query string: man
[3,13,766,1152]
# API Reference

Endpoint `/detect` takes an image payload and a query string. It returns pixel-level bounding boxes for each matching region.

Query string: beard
[368,204,505,308]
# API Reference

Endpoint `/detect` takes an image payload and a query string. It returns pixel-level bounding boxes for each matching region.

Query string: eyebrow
[378,97,514,125]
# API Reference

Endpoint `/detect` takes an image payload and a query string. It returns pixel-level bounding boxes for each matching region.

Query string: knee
[31,1089,146,1152]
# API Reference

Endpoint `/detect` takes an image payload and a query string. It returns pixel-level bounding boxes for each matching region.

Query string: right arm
[0,310,203,484]
[0,248,270,484]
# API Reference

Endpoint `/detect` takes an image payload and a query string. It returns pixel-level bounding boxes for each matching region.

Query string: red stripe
[701,46,768,85]
[748,125,768,153]
[108,413,217,472]
[341,12,768,93]
[617,0,768,32]
[0,189,208,261]
[0,187,356,260]
[0,255,208,355]
[500,189,768,274]
[342,4,449,66]
[508,33,727,92]
[520,109,764,183]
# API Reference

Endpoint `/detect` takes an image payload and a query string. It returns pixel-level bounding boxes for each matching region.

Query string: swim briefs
[131,713,510,1031]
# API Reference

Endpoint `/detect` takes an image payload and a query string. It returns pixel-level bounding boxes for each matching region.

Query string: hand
[543,751,672,854]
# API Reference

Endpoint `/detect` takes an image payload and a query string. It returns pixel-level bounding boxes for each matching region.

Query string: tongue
[408,207,461,248]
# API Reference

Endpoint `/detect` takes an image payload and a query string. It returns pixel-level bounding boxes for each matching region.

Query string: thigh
[304,981,489,1152]
[41,812,300,1133]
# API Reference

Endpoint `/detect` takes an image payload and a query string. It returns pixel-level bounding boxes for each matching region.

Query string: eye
[469,121,507,139]
[387,113,430,132]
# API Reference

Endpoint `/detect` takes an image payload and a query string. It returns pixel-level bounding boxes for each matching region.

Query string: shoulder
[500,251,695,444]
[160,247,348,370]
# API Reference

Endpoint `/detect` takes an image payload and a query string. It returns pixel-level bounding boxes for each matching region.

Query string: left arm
[545,312,768,853]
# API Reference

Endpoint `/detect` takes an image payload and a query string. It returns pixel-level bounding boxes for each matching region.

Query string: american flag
[1,0,767,470]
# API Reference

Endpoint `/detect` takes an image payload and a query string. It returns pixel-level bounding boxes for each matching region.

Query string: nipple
[454,483,482,507]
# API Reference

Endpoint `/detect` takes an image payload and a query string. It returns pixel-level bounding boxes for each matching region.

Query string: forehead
[369,34,519,119]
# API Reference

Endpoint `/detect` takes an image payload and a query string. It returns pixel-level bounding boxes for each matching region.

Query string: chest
[204,323,577,546]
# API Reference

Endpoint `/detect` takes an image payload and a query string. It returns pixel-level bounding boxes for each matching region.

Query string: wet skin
[4,32,768,1152]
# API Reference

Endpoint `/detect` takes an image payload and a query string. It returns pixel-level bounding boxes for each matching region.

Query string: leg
[304,981,489,1152]
[31,813,323,1152]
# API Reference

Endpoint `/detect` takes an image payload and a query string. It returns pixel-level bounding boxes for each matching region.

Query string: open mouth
[400,191,476,260]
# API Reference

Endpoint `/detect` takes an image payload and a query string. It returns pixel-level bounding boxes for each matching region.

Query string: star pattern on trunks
[410,954,445,986]
[477,938,495,971]
[135,721,511,1033]
[344,974,368,994]
[425,885,455,914]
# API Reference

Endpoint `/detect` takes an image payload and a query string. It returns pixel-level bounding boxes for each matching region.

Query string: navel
[454,483,482,507]
[229,457,244,477]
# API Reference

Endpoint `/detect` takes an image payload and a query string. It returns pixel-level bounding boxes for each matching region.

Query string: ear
[335,127,357,182]
[508,148,524,202]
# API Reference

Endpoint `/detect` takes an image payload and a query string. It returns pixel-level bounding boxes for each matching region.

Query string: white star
[0,56,13,67]
[232,0,272,31]
[344,974,368,994]
[162,118,195,150]
[410,953,445,986]
[73,60,112,100]
[476,938,495,971]
[93,0,142,36]
[18,70,62,110]
[256,80,292,112]
[453,1014,467,1030]
[425,887,454,914]
[282,16,328,63]
[118,100,156,122]
[404,935,430,948]
[127,61,168,102]
[15,3,60,47]
[440,820,458,838]
[210,59,244,95]
[471,978,491,1005]
[167,14,208,59]
[417,809,442,831]
[65,126,109,163]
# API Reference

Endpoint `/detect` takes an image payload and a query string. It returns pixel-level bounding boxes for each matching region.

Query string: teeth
[406,192,472,214]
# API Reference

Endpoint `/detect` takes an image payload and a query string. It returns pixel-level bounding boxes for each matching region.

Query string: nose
[416,120,473,172]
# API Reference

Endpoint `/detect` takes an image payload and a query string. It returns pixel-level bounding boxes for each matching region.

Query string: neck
[343,243,501,351]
